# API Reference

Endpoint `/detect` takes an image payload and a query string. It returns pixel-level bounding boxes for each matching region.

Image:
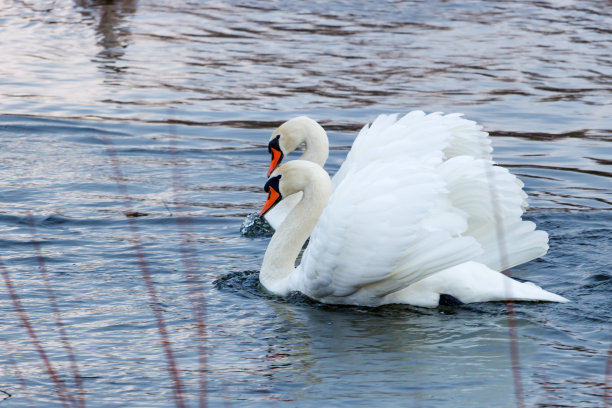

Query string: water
[0,0,610,407]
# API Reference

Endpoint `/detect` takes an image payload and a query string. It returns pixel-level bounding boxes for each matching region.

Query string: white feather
[259,112,567,307]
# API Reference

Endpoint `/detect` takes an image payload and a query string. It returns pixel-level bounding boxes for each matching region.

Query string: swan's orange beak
[261,174,283,217]
[267,147,283,177]
[260,187,281,217]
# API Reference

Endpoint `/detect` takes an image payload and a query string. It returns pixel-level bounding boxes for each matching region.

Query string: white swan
[258,112,568,306]
[260,160,567,306]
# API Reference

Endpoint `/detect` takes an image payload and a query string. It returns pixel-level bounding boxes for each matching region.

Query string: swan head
[260,160,331,217]
[267,116,328,177]
[260,174,283,217]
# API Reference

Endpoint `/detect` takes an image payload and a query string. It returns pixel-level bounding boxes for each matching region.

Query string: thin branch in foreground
[103,138,187,408]
[0,256,76,408]
[27,213,87,408]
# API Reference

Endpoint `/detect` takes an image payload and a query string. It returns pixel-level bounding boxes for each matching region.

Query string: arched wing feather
[298,160,483,305]
[297,111,548,305]
[331,111,491,188]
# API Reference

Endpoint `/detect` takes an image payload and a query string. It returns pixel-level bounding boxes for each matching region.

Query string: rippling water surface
[1,1,610,407]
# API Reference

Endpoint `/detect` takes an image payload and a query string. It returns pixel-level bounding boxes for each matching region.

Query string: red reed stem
[103,139,187,408]
[169,135,208,408]
[482,144,525,408]
[0,256,76,408]
[27,214,87,408]
[0,336,35,408]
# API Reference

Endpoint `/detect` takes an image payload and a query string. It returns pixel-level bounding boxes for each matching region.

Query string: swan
[260,160,567,306]
[257,112,568,306]
[264,112,490,230]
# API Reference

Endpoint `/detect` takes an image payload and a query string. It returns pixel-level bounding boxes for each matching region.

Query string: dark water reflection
[0,1,611,407]
[75,0,137,74]
[2,0,610,129]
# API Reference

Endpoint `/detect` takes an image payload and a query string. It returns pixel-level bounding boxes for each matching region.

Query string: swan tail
[383,261,568,307]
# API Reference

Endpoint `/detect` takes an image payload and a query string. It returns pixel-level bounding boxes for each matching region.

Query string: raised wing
[297,158,483,305]
[298,112,547,305]
[331,111,492,188]
[438,155,548,271]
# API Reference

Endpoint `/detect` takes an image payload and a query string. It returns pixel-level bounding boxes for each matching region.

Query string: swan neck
[260,174,331,294]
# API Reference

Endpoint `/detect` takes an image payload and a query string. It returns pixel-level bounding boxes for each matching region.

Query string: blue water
[1,1,611,407]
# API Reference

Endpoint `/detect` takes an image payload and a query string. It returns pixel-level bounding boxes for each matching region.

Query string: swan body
[260,158,567,307]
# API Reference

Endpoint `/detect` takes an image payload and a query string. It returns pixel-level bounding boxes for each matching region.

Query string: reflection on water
[1,0,610,129]
[0,0,611,407]
[75,0,137,75]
